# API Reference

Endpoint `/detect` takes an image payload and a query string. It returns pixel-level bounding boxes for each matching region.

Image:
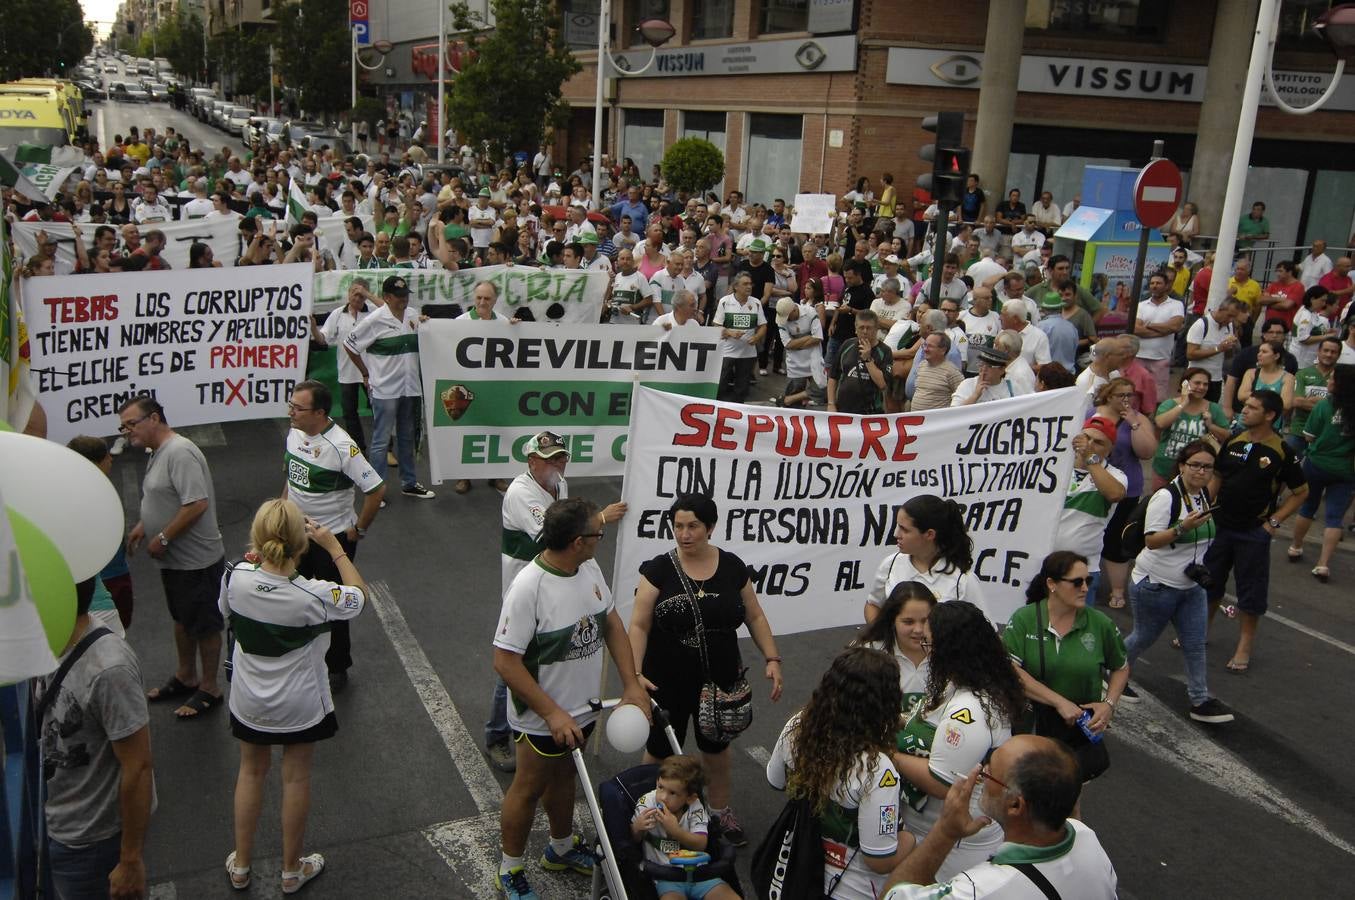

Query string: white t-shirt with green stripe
[285,423,384,532]
[1055,464,1127,568]
[494,557,613,736]
[342,304,422,400]
[500,472,567,597]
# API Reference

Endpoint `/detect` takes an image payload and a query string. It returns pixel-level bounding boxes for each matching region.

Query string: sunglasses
[1056,576,1092,589]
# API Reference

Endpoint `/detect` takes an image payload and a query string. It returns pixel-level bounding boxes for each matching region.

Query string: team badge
[879,804,897,836]
[349,446,360,457]
[1081,632,1096,652]
[943,725,963,748]
[949,708,973,725]
[330,587,343,605]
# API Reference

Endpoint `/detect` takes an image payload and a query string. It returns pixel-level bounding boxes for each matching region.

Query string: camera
[1184,562,1213,588]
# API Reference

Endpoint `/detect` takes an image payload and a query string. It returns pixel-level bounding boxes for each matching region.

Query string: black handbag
[1021,600,1111,782]
[669,550,752,744]
[751,795,826,900]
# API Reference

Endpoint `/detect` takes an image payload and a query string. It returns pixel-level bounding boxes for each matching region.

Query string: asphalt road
[85,97,1355,899]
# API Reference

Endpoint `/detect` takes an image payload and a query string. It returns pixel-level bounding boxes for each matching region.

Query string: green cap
[577,231,599,245]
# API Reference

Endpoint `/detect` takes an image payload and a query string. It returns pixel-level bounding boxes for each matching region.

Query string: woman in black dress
[628,494,783,846]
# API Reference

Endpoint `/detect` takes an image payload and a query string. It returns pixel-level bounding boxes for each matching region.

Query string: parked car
[301,130,352,158]
[109,82,149,103]
[189,88,215,119]
[209,99,233,128]
[103,62,118,73]
[245,115,280,146]
[144,82,169,102]
[226,106,253,135]
[74,80,106,102]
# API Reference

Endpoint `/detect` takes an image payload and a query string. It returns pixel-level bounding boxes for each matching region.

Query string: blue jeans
[1086,569,1102,608]
[1125,577,1210,706]
[370,395,419,490]
[1298,458,1355,529]
[48,832,122,900]
[485,675,511,746]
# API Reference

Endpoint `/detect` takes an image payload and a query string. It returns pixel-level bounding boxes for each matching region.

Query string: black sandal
[175,689,223,718]
[147,676,197,702]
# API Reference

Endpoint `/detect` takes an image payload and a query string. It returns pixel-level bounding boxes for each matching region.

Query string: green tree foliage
[661,138,725,196]
[0,0,93,81]
[210,29,272,99]
[271,0,354,117]
[446,0,582,157]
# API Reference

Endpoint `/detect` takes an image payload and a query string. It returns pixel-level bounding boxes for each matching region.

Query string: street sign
[350,0,370,46]
[1133,158,1182,229]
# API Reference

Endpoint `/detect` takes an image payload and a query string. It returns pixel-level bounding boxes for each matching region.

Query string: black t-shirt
[829,339,892,413]
[638,549,749,688]
[995,201,1027,230]
[831,282,874,341]
[737,259,776,307]
[1213,430,1306,530]
[1228,344,1299,379]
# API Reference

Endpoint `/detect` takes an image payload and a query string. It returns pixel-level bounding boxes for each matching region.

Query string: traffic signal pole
[918,111,969,310]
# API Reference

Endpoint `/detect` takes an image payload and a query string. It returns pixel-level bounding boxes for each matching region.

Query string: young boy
[631,756,738,900]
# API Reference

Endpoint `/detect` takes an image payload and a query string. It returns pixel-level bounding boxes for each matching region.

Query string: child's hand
[656,805,679,833]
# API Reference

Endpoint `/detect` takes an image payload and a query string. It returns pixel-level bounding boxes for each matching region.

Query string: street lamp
[1206,0,1353,313]
[590,1,674,210]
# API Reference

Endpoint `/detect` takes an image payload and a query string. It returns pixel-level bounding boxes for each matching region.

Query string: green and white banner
[419,321,725,480]
[313,264,611,321]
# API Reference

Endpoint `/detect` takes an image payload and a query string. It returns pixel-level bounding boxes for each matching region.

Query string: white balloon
[605,703,651,754]
[0,433,124,581]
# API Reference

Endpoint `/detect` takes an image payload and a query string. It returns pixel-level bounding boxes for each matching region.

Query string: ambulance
[5,78,88,139]
[0,91,75,150]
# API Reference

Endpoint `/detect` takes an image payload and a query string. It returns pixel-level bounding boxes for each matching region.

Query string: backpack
[751,795,825,900]
[1119,481,1183,557]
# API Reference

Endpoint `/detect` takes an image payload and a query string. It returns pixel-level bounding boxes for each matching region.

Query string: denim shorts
[653,877,729,899]
[1298,459,1355,529]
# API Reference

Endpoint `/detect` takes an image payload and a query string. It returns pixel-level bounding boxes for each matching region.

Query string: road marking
[366,579,502,815]
[1115,686,1355,857]
[423,803,595,896]
[147,883,176,900]
[1222,593,1355,658]
[744,743,771,770]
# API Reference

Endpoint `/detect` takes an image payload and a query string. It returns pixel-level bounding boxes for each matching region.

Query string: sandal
[282,853,326,894]
[225,851,251,890]
[147,676,197,702]
[1312,566,1330,583]
[175,689,223,719]
[1287,546,1303,562]
[1226,659,1250,674]
[1108,594,1126,609]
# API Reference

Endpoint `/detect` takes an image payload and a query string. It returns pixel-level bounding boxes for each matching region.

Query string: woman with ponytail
[221,499,368,894]
[864,494,988,624]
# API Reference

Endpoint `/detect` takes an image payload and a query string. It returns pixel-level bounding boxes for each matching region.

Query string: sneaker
[402,483,436,499]
[539,834,595,875]
[714,807,747,847]
[497,867,539,900]
[1190,698,1235,724]
[1118,684,1141,704]
[454,479,471,494]
[110,436,127,456]
[486,740,516,773]
[759,368,769,376]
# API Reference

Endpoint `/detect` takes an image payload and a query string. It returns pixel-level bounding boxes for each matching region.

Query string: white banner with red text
[420,321,724,481]
[21,263,313,444]
[611,386,1088,631]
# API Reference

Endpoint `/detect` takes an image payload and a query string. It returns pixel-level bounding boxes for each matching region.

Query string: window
[1303,171,1355,247]
[682,111,727,198]
[691,0,735,40]
[759,0,807,34]
[744,114,802,207]
[1277,0,1337,48]
[627,0,671,46]
[621,108,665,185]
[1026,0,1166,40]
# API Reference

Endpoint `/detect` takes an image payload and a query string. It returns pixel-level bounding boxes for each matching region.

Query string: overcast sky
[81,0,123,38]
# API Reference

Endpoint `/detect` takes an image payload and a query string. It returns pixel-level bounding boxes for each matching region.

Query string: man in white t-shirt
[713,272,765,402]
[609,248,658,323]
[1010,217,1046,257]
[179,179,214,219]
[952,346,1022,406]
[1075,338,1126,395]
[653,289,701,331]
[881,736,1118,900]
[1299,239,1333,289]
[494,498,648,900]
[958,286,1002,376]
[775,297,826,408]
[1186,298,1243,400]
[468,188,497,250]
[1133,272,1185,400]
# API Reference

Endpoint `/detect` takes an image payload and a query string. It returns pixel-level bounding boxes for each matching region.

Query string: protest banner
[789,193,837,235]
[312,264,610,319]
[419,321,724,481]
[12,214,373,273]
[611,386,1088,631]
[21,263,313,444]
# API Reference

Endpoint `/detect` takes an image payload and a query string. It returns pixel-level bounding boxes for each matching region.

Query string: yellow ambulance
[0,82,81,147]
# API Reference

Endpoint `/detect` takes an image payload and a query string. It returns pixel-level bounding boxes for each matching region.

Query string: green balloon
[0,420,12,432]
[7,507,77,656]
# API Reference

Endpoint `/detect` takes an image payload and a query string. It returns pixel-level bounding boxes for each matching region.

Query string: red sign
[410,42,476,80]
[1133,158,1183,230]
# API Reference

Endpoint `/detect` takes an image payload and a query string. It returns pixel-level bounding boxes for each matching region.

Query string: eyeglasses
[978,764,1009,792]
[118,414,149,433]
[580,531,605,541]
[1182,461,1215,472]
[286,402,316,413]
[1056,576,1092,589]
[1110,392,1135,400]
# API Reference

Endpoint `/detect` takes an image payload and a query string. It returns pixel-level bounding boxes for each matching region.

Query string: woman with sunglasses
[893,601,1025,880]
[1003,551,1129,782]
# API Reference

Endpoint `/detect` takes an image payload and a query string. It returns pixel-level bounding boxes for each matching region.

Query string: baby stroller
[574,700,744,900]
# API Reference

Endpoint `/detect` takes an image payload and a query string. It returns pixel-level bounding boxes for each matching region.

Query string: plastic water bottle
[1077,710,1103,744]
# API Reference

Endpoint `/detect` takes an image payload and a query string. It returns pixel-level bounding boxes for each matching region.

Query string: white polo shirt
[342,303,422,400]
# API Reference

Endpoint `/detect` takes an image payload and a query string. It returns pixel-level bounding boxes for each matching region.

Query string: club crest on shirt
[530,504,544,525]
[564,614,602,661]
[1081,632,1096,653]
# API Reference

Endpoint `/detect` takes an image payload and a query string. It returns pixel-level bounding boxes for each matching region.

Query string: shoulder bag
[669,550,753,744]
[1027,600,1111,781]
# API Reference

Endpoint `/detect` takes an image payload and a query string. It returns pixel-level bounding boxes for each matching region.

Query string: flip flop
[1312,566,1330,583]
[1226,660,1250,674]
[175,689,223,719]
[1287,546,1303,562]
[1109,594,1126,609]
[147,676,197,702]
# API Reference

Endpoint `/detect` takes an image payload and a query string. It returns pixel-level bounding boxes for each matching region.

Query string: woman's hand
[1083,701,1113,734]
[1178,508,1213,532]
[765,660,783,702]
[636,673,658,692]
[304,516,340,556]
[1056,697,1083,726]
[621,683,654,724]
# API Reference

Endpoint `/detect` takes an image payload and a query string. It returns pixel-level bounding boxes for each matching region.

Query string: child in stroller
[630,756,739,900]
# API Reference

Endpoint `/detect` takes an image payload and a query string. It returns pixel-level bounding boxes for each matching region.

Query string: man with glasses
[283,380,386,692]
[120,398,227,719]
[494,497,649,900]
[881,736,1118,899]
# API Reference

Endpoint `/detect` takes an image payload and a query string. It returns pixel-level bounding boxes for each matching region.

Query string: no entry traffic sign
[1133,158,1183,229]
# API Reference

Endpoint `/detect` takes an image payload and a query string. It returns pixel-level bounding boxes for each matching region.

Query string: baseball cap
[775,297,797,327]
[525,431,569,459]
[1083,415,1119,444]
[977,346,1011,367]
[382,275,410,296]
[883,254,901,265]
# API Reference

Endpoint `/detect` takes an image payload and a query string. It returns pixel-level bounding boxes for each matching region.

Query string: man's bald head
[984,735,1082,833]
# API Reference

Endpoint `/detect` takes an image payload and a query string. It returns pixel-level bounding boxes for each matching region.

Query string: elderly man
[1299,239,1333,289]
[881,736,1117,899]
[774,296,826,409]
[1227,258,1263,343]
[1186,297,1244,401]
[953,346,1023,405]
[1000,299,1050,373]
[653,289,701,330]
[452,281,517,494]
[959,286,1003,376]
[906,330,965,411]
[828,309,891,414]
[1076,337,1126,395]
[995,331,1036,395]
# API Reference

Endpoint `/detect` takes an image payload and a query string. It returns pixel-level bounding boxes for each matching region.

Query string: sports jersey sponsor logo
[254,584,277,592]
[725,312,755,329]
[330,587,342,605]
[879,804,897,836]
[530,504,544,524]
[288,458,311,487]
[878,769,898,788]
[822,838,849,870]
[949,708,973,724]
[563,614,602,661]
[349,445,360,457]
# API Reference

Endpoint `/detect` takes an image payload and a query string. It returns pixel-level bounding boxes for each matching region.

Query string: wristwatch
[355,526,367,538]
[1268,517,1281,529]
[156,532,170,547]
[1085,453,1104,467]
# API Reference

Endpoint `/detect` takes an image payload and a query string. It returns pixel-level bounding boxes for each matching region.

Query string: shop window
[744,114,802,207]
[1026,0,1167,40]
[759,0,808,34]
[621,108,665,184]
[682,110,727,198]
[1277,0,1339,49]
[1304,171,1355,248]
[1041,156,1130,216]
[627,0,671,46]
[691,0,736,40]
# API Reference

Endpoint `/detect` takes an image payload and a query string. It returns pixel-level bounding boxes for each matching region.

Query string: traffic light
[918,111,969,207]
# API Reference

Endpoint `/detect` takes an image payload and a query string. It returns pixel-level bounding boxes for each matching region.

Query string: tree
[271,0,354,119]
[445,0,582,158]
[210,30,271,100]
[662,138,725,197]
[0,0,92,81]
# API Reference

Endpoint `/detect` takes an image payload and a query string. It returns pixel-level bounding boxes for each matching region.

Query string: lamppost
[589,3,675,209]
[352,36,391,150]
[1206,2,1355,313]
